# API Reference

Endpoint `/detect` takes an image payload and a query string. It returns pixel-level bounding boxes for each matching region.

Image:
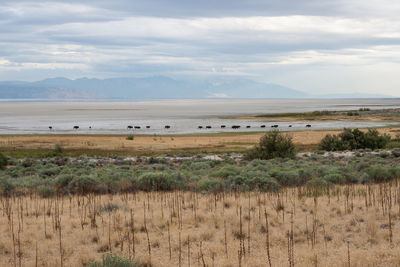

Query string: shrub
[323,173,345,184]
[246,175,281,192]
[197,178,224,193]
[39,167,61,177]
[54,174,74,189]
[54,143,63,154]
[0,153,8,170]
[68,175,99,194]
[318,128,391,151]
[126,135,134,141]
[210,165,241,178]
[245,131,295,160]
[270,170,300,186]
[0,176,15,196]
[364,167,391,183]
[88,253,143,267]
[137,172,185,191]
[37,185,56,198]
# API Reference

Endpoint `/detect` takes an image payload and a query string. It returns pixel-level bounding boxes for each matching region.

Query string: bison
[221,125,226,128]
[127,125,133,129]
[232,125,240,129]
[165,125,171,129]
[73,126,79,130]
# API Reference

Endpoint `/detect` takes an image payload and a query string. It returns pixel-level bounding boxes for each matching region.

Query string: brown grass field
[1,184,400,266]
[0,127,399,156]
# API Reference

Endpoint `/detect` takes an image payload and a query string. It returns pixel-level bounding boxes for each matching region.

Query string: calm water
[0,99,399,134]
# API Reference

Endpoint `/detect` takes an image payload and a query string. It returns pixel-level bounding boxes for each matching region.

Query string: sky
[1,0,400,96]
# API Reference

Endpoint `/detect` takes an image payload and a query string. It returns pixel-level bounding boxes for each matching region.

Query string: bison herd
[48,124,312,131]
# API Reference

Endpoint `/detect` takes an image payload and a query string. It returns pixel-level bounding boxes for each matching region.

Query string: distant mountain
[0,76,307,99]
[0,76,394,100]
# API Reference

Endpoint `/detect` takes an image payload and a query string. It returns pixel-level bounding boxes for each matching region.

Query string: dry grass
[1,183,400,266]
[0,128,398,155]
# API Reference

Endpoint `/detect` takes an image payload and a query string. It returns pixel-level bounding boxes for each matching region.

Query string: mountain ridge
[0,76,394,99]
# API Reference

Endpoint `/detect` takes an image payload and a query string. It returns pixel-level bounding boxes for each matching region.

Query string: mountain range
[0,76,393,99]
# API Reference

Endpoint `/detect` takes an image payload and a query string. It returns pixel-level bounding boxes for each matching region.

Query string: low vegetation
[0,126,399,266]
[245,130,295,160]
[0,152,7,170]
[88,253,144,267]
[253,108,400,121]
[319,128,391,151]
[1,148,399,196]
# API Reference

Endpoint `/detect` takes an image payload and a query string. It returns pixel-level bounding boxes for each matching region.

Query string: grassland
[1,184,400,266]
[0,127,399,158]
[0,110,399,266]
[1,152,400,266]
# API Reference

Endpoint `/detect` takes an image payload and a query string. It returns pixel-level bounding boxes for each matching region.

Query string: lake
[0,99,399,134]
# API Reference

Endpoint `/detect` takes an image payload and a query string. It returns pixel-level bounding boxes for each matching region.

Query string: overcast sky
[1,0,400,96]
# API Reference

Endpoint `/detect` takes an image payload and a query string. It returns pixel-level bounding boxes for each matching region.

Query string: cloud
[0,1,400,96]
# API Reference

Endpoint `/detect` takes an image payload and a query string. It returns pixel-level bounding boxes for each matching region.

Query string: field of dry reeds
[2,183,400,267]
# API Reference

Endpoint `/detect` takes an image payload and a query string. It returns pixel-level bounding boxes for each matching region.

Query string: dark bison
[48,126,53,130]
[221,125,226,128]
[127,125,133,129]
[198,126,203,129]
[246,126,251,128]
[232,125,240,129]
[260,125,266,128]
[146,126,150,129]
[288,125,292,128]
[89,126,92,129]
[306,124,311,128]
[134,126,141,129]
[206,126,212,129]
[165,125,171,129]
[271,125,279,128]
[73,126,79,130]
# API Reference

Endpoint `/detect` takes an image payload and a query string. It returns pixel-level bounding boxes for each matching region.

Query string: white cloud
[1,1,400,95]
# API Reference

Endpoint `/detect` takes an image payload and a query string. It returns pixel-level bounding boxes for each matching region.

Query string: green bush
[364,167,391,183]
[197,178,224,193]
[88,253,143,267]
[37,185,56,198]
[126,135,134,140]
[54,174,74,189]
[323,173,345,184]
[319,128,391,151]
[210,165,241,178]
[0,176,15,196]
[0,153,7,170]
[270,170,300,186]
[137,172,185,191]
[54,143,63,154]
[68,175,99,194]
[245,131,295,160]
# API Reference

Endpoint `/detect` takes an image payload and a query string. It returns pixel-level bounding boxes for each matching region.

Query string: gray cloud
[1,1,400,96]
